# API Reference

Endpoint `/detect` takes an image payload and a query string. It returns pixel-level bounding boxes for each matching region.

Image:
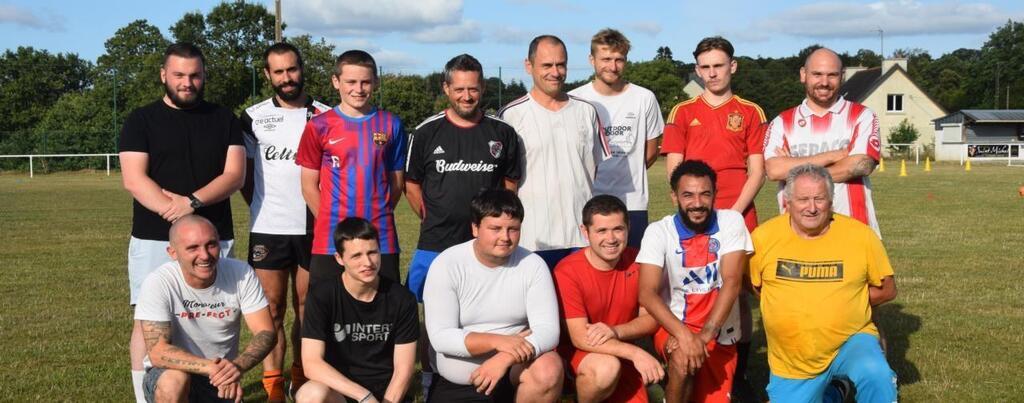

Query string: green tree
[377,74,435,128]
[96,19,169,135]
[974,20,1024,109]
[622,59,686,116]
[284,34,337,105]
[887,118,920,158]
[0,46,92,164]
[170,1,276,112]
[31,91,115,171]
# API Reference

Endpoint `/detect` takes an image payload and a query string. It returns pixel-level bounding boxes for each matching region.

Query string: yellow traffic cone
[924,157,932,172]
[899,159,907,177]
[879,158,886,172]
[965,159,972,171]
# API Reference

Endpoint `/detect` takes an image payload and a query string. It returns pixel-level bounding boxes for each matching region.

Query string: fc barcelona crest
[726,111,744,132]
[372,132,388,145]
[488,141,503,158]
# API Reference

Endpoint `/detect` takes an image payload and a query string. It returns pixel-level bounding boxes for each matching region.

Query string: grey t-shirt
[423,240,560,385]
[134,258,268,361]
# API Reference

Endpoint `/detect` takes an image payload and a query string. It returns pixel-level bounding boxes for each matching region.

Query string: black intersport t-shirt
[302,277,419,384]
[406,112,522,251]
[118,100,244,241]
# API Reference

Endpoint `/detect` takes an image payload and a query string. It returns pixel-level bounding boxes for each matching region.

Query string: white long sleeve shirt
[423,240,560,385]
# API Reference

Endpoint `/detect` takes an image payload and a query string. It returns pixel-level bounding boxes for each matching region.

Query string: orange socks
[262,370,285,402]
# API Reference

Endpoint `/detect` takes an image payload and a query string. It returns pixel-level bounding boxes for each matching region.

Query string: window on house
[887,94,904,112]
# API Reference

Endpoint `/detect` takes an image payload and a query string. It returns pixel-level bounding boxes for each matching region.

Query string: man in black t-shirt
[297,217,419,403]
[404,53,522,302]
[118,42,246,403]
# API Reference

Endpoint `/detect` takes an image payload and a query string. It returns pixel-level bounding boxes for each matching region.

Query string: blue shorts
[767,333,897,403]
[534,248,577,270]
[626,210,649,248]
[406,249,441,302]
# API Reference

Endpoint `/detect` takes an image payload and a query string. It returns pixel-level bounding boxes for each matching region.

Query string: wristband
[359,391,373,403]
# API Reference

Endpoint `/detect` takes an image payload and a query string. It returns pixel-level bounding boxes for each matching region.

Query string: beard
[164,82,204,109]
[273,78,305,102]
[449,99,480,120]
[678,206,712,234]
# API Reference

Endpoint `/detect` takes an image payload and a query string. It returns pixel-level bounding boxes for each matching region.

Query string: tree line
[0,0,1020,171]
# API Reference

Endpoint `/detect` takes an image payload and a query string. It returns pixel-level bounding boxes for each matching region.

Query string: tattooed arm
[140,320,220,375]
[232,307,275,371]
[828,154,876,183]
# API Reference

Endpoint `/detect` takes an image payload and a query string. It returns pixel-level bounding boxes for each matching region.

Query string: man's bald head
[168,215,219,246]
[800,47,844,110]
[804,47,843,70]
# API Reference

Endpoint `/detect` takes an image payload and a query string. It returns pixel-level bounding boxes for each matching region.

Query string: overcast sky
[1,0,1021,82]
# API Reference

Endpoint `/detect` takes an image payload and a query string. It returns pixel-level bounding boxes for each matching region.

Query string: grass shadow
[876,303,922,386]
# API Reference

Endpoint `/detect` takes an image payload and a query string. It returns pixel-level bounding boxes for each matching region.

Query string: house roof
[840,64,946,114]
[840,67,881,102]
[934,109,1024,124]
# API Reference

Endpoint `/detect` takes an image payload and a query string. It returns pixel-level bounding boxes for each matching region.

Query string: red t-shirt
[553,248,647,403]
[662,95,766,230]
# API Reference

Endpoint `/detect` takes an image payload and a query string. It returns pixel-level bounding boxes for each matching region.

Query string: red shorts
[654,327,738,403]
[566,349,648,403]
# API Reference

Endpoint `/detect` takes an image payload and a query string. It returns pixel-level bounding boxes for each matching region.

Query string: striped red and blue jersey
[296,107,406,255]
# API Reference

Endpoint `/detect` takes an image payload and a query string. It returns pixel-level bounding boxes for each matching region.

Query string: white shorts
[127,236,234,305]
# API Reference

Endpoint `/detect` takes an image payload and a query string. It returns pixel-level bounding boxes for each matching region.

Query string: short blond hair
[590,28,630,56]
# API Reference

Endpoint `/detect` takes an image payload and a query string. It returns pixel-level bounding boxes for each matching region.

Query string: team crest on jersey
[488,141,503,158]
[727,111,744,132]
[708,238,720,254]
[372,132,389,145]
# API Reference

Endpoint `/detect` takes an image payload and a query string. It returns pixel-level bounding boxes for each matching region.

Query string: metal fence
[0,153,118,177]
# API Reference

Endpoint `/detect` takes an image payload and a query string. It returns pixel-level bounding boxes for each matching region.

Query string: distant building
[682,73,704,99]
[841,59,946,154]
[932,110,1024,161]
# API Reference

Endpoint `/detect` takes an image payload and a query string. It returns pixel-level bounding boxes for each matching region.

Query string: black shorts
[308,253,400,284]
[426,373,515,403]
[247,232,313,270]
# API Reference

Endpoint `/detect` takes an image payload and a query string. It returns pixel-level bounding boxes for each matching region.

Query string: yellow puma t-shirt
[750,213,893,379]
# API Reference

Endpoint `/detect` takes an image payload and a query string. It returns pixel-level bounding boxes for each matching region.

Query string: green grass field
[1,160,1022,401]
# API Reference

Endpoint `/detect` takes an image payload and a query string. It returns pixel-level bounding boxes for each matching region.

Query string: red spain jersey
[662,95,766,230]
[295,107,406,255]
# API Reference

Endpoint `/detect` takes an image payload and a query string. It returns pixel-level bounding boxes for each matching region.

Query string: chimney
[882,58,908,73]
[844,66,867,81]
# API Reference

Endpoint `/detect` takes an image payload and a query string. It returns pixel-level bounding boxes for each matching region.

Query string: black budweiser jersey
[406,111,522,251]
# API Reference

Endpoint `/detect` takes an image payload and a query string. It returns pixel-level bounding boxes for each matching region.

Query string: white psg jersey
[569,83,664,211]
[242,97,330,234]
[636,210,751,345]
[763,97,881,236]
[498,94,610,251]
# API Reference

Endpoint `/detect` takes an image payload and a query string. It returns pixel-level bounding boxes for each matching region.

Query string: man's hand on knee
[217,381,243,403]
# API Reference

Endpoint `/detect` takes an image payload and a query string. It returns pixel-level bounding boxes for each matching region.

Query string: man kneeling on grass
[423,188,563,402]
[553,195,664,403]
[136,215,275,403]
[296,217,419,403]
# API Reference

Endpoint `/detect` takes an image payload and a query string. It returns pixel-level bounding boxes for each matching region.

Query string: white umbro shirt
[569,83,664,211]
[498,94,610,251]
[243,98,330,234]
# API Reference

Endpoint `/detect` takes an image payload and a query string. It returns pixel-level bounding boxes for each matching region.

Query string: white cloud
[372,49,422,68]
[489,26,534,45]
[410,20,482,44]
[504,0,585,13]
[626,21,662,37]
[284,0,463,36]
[0,4,64,32]
[750,0,1020,39]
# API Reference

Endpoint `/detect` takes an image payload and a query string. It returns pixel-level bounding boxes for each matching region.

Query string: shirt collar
[673,211,720,240]
[799,96,848,117]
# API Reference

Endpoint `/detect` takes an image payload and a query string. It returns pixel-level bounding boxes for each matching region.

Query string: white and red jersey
[763,97,881,235]
[636,210,752,345]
